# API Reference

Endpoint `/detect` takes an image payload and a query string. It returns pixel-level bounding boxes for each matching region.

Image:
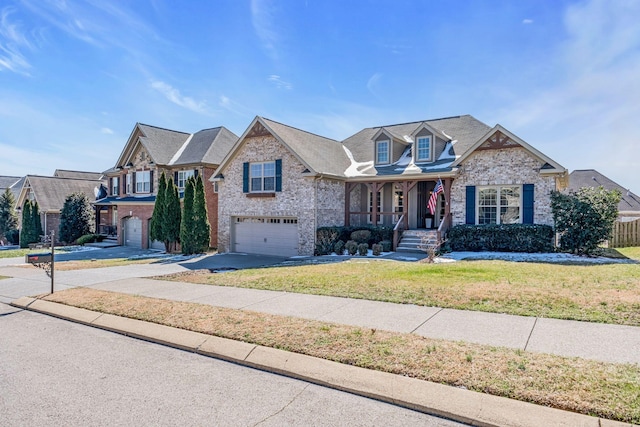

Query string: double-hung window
[416,136,431,162]
[136,171,151,193]
[111,177,119,196]
[126,174,132,194]
[177,170,194,189]
[477,186,521,225]
[376,140,390,164]
[250,161,275,192]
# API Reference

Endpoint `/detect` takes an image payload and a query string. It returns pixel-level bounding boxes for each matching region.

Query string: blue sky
[1,0,638,190]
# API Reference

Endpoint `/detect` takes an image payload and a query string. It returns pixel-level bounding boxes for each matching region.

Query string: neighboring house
[0,176,24,202]
[15,174,106,237]
[54,169,104,180]
[568,169,640,221]
[213,115,568,256]
[95,123,238,249]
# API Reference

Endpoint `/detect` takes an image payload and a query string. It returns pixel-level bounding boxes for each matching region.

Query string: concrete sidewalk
[10,296,634,427]
[86,277,640,366]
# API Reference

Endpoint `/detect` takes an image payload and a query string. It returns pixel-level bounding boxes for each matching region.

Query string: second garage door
[233,217,298,256]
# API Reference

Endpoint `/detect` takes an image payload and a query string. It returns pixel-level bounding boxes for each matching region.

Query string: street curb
[11,297,633,427]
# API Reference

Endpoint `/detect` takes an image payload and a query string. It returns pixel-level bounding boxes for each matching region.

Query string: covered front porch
[344,178,452,250]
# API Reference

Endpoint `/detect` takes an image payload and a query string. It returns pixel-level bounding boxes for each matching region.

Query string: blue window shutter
[109,178,113,195]
[150,171,154,194]
[275,159,282,192]
[132,172,136,194]
[523,184,534,224]
[243,162,249,193]
[174,171,179,184]
[465,186,476,224]
[194,169,199,179]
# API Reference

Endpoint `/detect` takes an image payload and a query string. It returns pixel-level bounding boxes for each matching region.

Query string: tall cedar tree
[59,193,94,244]
[19,200,33,248]
[149,171,167,246]
[180,177,196,254]
[193,175,211,252]
[0,188,18,244]
[31,200,43,240]
[163,177,182,253]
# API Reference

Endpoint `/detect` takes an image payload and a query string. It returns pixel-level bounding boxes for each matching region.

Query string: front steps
[396,230,438,253]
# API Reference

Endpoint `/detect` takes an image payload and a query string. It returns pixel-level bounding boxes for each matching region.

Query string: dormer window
[376,140,390,164]
[416,136,431,162]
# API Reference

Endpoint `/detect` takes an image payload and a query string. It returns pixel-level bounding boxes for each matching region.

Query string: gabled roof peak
[367,115,467,130]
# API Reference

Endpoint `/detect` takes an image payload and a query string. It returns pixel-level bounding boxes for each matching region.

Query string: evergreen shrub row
[447,224,555,253]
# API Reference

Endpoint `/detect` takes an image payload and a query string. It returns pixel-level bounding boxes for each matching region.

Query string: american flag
[428,179,444,215]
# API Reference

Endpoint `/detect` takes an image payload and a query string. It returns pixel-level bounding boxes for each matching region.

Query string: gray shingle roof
[262,118,352,177]
[342,115,491,164]
[0,176,21,191]
[54,170,104,180]
[23,175,104,213]
[137,124,191,165]
[568,169,640,213]
[172,127,239,166]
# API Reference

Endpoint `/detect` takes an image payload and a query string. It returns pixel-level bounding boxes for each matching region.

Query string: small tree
[163,177,181,253]
[180,176,196,255]
[59,193,95,244]
[551,186,621,255]
[149,171,167,246]
[0,188,18,244]
[193,175,211,253]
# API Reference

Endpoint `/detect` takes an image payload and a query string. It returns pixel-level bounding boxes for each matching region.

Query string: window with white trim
[177,170,194,189]
[416,136,431,162]
[111,177,119,195]
[126,174,132,194]
[393,189,403,223]
[376,140,390,164]
[136,171,151,193]
[250,161,275,192]
[477,186,521,225]
[368,188,384,223]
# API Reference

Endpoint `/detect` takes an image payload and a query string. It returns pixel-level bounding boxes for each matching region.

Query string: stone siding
[450,148,558,226]
[218,135,344,256]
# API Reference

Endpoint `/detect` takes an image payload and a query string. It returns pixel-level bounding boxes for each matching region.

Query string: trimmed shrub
[448,224,554,253]
[357,243,369,256]
[350,229,371,244]
[333,240,345,255]
[76,234,100,246]
[316,227,340,255]
[345,240,358,255]
[380,240,392,252]
[372,243,382,256]
[6,229,19,245]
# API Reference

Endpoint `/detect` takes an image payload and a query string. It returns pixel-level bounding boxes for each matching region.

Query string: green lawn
[0,248,31,259]
[159,247,640,326]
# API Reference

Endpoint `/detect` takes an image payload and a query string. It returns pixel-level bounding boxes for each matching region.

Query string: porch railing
[436,213,452,244]
[392,214,405,251]
[98,224,117,236]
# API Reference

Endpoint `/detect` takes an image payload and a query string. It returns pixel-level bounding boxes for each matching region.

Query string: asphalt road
[0,302,464,426]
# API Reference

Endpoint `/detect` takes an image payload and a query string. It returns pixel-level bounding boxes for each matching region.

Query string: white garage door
[123,217,142,248]
[233,217,298,256]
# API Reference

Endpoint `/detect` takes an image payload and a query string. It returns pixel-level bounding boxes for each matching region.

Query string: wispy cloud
[218,94,253,117]
[268,74,292,90]
[251,0,280,60]
[499,0,640,185]
[101,127,114,134]
[0,7,33,75]
[150,80,215,116]
[366,72,383,97]
[522,19,533,24]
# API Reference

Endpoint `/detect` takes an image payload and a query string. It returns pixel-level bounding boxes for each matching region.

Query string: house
[213,115,567,256]
[0,176,24,202]
[568,169,640,221]
[95,123,238,249]
[15,173,106,236]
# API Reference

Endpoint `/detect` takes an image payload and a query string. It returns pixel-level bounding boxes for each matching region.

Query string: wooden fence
[610,219,640,248]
